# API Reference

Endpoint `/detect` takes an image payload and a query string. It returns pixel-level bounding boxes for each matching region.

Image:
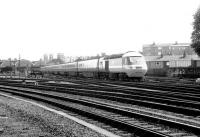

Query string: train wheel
[119,73,126,81]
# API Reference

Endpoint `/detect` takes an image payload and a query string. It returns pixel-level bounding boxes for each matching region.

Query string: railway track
[0,84,199,137]
[61,78,200,102]
[38,81,200,116]
[1,79,200,117]
[31,76,199,94]
[2,76,199,92]
[145,76,196,85]
[68,78,200,94]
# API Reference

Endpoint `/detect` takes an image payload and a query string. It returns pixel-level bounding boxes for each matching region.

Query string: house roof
[0,60,11,68]
[145,55,200,62]
[143,43,190,48]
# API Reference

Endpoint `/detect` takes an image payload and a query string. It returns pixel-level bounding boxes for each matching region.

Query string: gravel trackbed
[0,94,108,137]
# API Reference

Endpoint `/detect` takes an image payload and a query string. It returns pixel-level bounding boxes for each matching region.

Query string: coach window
[129,56,144,65]
[122,58,125,65]
[100,62,103,68]
[124,57,130,65]
[124,58,127,65]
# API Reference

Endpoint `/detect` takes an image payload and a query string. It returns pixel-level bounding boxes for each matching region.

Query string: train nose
[126,65,147,77]
[129,70,147,77]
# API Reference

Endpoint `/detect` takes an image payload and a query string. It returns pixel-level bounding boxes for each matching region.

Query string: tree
[191,7,200,56]
[1,66,12,73]
[101,52,106,57]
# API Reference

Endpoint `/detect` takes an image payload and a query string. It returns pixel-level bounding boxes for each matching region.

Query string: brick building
[143,42,196,56]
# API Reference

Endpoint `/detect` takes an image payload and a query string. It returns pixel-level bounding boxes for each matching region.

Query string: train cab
[122,51,147,78]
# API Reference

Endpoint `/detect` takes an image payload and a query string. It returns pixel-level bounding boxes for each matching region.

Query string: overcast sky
[0,0,199,61]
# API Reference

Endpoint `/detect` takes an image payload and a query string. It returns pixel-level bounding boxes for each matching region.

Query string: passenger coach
[41,51,147,81]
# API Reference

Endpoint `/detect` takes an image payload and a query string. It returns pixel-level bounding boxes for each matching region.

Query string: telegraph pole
[14,58,17,76]
[9,58,11,78]
[19,54,20,79]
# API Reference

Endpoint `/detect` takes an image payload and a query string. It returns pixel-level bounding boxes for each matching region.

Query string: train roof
[41,62,76,68]
[104,53,124,59]
[104,51,141,59]
[123,51,143,57]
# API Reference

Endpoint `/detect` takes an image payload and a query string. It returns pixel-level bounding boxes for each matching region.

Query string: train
[40,51,148,81]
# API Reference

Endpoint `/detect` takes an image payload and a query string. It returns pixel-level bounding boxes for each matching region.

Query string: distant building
[46,59,65,65]
[143,42,196,56]
[65,56,72,63]
[43,54,49,64]
[49,54,53,61]
[57,53,65,61]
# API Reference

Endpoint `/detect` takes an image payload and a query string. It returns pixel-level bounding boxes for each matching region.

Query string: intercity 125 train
[40,51,148,81]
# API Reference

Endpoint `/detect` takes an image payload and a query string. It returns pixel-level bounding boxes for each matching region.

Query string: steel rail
[0,85,199,136]
[0,87,171,137]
